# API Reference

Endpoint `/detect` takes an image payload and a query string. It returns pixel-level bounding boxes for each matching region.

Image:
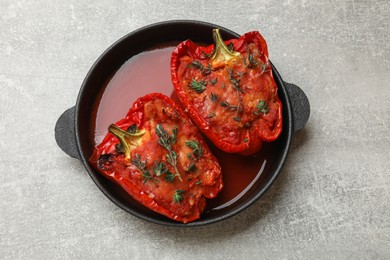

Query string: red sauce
[92,46,272,211]
[94,47,175,144]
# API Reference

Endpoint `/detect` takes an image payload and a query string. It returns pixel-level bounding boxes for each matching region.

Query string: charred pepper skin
[90,93,223,223]
[171,30,283,155]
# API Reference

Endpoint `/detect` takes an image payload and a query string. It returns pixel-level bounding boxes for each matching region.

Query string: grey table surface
[1,0,389,259]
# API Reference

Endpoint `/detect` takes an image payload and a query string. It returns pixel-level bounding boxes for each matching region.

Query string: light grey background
[1,0,389,259]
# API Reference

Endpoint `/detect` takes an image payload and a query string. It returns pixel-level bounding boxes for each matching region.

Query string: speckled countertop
[1,1,389,259]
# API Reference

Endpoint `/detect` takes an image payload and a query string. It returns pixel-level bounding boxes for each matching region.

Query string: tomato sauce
[91,46,274,212]
[93,47,175,145]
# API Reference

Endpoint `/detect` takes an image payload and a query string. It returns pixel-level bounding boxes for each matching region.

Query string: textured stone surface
[1,0,389,259]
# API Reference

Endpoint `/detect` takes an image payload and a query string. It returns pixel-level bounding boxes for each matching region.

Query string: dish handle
[55,106,81,160]
[284,82,310,132]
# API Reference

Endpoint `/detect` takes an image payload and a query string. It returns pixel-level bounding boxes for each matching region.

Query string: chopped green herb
[142,172,153,183]
[186,140,203,159]
[165,171,175,182]
[131,154,153,183]
[131,154,146,171]
[155,125,177,150]
[220,100,238,111]
[207,112,216,119]
[166,151,178,168]
[221,98,244,123]
[195,180,202,185]
[173,190,185,203]
[243,138,249,143]
[155,124,182,181]
[153,161,168,176]
[220,100,230,108]
[187,153,195,161]
[254,100,269,115]
[210,78,218,85]
[210,93,219,103]
[188,60,211,75]
[171,127,178,144]
[188,60,203,69]
[202,63,212,75]
[229,68,244,93]
[190,79,206,93]
[187,162,197,172]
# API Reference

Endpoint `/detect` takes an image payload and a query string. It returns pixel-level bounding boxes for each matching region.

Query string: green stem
[211,29,241,67]
[108,124,145,160]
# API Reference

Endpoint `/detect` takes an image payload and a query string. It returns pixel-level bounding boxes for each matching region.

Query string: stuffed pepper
[171,29,282,155]
[90,93,223,223]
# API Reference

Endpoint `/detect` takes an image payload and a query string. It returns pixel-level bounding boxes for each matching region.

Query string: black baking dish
[55,20,310,226]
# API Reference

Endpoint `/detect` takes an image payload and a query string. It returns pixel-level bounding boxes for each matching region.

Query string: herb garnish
[210,93,219,103]
[186,140,203,159]
[254,100,269,115]
[131,154,153,183]
[195,180,202,185]
[188,60,203,69]
[188,60,211,75]
[220,69,245,122]
[210,78,218,85]
[165,172,175,182]
[190,79,207,93]
[155,124,182,182]
[153,161,168,176]
[207,112,216,119]
[202,63,212,75]
[187,153,194,161]
[221,100,244,122]
[229,68,244,93]
[153,161,175,182]
[220,100,238,111]
[173,190,185,203]
[187,162,197,172]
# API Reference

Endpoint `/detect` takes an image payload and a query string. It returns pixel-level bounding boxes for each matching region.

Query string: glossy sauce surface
[92,46,273,211]
[94,47,175,144]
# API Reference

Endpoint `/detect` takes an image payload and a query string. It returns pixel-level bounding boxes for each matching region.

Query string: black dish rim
[74,20,293,227]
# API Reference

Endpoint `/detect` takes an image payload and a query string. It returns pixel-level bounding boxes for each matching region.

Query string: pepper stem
[211,29,241,68]
[108,124,145,160]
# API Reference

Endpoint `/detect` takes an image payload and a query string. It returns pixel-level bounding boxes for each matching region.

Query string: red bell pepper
[171,29,282,155]
[90,93,223,223]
